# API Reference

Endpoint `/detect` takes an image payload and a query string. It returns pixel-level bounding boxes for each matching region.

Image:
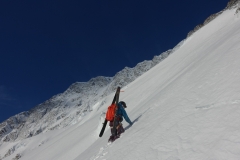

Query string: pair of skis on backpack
[99,87,121,139]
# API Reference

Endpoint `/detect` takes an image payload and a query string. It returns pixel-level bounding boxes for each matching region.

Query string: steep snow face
[1,3,240,160]
[80,8,240,160]
[0,49,172,145]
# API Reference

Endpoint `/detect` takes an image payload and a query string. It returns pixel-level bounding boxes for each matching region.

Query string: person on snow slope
[108,101,133,142]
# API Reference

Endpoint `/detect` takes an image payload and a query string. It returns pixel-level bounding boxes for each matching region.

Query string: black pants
[109,116,125,136]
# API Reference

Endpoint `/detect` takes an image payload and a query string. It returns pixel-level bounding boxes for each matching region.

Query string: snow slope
[1,4,240,160]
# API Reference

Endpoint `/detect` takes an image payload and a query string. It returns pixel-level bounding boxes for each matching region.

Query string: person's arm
[120,107,132,125]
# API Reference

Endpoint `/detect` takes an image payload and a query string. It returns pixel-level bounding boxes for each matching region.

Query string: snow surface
[1,7,240,160]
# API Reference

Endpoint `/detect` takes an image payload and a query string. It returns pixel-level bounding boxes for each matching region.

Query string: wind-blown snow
[1,6,240,160]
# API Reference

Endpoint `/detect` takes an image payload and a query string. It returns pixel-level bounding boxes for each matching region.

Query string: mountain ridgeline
[0,50,172,144]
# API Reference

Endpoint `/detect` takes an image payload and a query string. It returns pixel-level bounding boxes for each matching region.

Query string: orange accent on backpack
[106,104,117,121]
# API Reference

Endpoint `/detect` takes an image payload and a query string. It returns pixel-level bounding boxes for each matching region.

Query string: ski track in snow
[90,143,111,160]
[195,99,240,109]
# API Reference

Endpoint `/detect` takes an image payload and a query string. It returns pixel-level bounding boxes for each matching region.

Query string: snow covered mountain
[1,0,240,159]
[0,48,173,144]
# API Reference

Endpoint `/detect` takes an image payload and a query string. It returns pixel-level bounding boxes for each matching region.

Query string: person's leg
[108,120,121,142]
[108,121,115,142]
[117,123,125,136]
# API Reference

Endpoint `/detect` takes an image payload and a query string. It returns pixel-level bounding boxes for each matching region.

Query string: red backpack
[106,104,117,121]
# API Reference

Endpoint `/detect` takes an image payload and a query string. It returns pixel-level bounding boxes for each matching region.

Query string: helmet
[119,101,127,108]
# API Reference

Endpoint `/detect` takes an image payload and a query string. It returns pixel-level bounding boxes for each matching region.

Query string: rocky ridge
[0,49,173,145]
[187,0,240,38]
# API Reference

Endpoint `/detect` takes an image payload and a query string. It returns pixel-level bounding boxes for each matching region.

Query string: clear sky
[0,0,228,122]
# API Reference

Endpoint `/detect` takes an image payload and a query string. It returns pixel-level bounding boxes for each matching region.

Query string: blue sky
[0,0,228,122]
